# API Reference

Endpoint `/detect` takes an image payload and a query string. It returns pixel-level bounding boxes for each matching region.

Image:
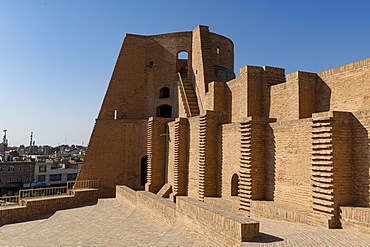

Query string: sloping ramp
[0,198,215,247]
[2,197,370,246]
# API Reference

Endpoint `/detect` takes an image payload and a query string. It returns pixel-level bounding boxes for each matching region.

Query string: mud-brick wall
[352,111,370,206]
[78,119,147,191]
[317,58,370,113]
[266,119,312,209]
[226,76,246,123]
[269,77,299,122]
[188,116,200,199]
[167,121,176,188]
[221,123,240,200]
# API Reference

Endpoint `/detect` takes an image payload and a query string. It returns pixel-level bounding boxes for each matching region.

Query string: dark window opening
[50,174,62,181]
[156,105,172,118]
[67,173,77,181]
[231,173,239,196]
[140,156,148,186]
[38,175,46,183]
[39,165,46,173]
[149,61,154,67]
[159,87,170,98]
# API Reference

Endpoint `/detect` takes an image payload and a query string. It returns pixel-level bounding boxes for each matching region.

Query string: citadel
[2,25,370,245]
[78,25,370,237]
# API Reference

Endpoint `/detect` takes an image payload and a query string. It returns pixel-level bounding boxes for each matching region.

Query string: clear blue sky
[1,0,370,146]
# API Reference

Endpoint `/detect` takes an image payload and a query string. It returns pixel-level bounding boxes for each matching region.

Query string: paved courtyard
[1,198,370,246]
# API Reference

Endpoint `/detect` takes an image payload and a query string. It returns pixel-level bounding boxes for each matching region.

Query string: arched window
[231,173,239,196]
[140,156,148,186]
[178,51,188,59]
[156,105,172,118]
[159,87,170,98]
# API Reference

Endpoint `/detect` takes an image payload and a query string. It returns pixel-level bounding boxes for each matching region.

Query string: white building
[33,160,80,187]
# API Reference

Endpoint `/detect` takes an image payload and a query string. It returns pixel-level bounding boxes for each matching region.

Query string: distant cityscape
[0,129,86,196]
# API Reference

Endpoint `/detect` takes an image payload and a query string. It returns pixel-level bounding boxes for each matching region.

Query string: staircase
[198,115,207,201]
[178,73,200,117]
[239,121,252,214]
[308,116,336,228]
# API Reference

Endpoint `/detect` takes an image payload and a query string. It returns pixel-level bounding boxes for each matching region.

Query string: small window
[50,174,62,181]
[38,175,46,182]
[39,165,46,173]
[114,109,118,120]
[178,51,188,59]
[67,173,77,181]
[0,166,4,173]
[149,61,154,67]
[159,87,170,98]
[8,166,14,173]
[216,47,220,54]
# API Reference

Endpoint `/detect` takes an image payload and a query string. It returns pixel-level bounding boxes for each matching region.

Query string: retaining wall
[0,188,111,226]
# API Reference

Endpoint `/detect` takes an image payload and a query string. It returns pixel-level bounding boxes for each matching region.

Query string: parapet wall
[116,185,259,246]
[0,188,110,226]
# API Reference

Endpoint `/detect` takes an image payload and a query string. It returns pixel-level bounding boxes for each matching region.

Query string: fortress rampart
[78,25,370,233]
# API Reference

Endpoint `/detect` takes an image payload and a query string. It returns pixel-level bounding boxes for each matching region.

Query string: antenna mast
[29,132,33,154]
[2,129,8,153]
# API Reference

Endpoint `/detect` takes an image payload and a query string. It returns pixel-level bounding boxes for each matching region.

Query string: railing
[20,186,68,199]
[67,179,99,190]
[177,72,192,118]
[0,195,20,207]
[0,180,100,205]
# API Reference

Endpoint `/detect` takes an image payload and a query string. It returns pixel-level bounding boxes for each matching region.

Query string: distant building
[0,161,35,195]
[34,160,80,187]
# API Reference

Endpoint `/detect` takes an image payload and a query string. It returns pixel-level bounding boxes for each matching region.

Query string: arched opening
[156,105,172,118]
[177,51,188,78]
[159,87,170,98]
[140,156,148,186]
[178,51,188,59]
[231,173,239,196]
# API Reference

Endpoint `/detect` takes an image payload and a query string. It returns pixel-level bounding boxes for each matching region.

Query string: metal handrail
[1,180,100,207]
[0,195,20,207]
[19,186,68,199]
[67,179,99,190]
[177,72,192,118]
